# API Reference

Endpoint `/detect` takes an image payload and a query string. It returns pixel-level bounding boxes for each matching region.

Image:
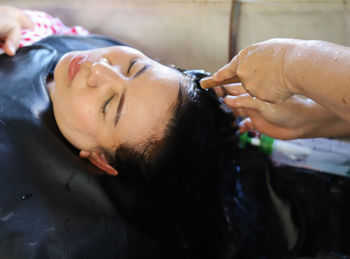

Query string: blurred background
[1,0,350,73]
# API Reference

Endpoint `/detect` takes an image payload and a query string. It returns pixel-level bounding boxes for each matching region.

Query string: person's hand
[216,83,305,139]
[207,39,302,104]
[228,95,306,140]
[217,83,348,139]
[0,6,34,56]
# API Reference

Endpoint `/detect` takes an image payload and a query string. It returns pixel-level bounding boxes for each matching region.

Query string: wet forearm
[302,109,350,138]
[286,40,350,122]
[294,98,350,138]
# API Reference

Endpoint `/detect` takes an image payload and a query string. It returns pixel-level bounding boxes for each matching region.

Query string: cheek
[69,97,99,133]
[53,90,99,138]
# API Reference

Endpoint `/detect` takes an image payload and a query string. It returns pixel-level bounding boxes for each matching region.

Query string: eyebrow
[113,62,151,128]
[127,59,137,74]
[103,95,115,122]
[114,90,125,128]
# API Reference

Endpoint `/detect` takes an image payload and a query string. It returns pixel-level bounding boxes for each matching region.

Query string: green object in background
[239,132,350,178]
[259,134,274,155]
[239,132,274,155]
[239,132,251,149]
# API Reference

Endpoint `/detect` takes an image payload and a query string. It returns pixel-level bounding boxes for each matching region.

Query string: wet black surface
[0,35,180,259]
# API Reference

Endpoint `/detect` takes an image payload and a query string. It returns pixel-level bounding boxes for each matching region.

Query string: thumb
[213,55,238,82]
[3,25,21,56]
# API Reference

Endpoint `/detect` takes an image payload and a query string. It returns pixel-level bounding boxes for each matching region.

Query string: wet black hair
[101,69,298,259]
[102,69,240,258]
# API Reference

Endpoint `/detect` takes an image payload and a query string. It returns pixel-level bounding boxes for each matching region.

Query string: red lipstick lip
[68,55,87,81]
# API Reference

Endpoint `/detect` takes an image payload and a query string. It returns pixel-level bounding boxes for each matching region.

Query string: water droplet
[21,193,34,200]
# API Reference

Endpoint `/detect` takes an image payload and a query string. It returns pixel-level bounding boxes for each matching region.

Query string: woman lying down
[2,5,350,259]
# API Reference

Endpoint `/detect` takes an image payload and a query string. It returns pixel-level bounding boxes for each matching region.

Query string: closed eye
[102,94,115,119]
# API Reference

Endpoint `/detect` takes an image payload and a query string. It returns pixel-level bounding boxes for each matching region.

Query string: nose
[87,58,125,91]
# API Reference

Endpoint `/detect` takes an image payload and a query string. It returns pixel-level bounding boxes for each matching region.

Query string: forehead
[114,66,185,147]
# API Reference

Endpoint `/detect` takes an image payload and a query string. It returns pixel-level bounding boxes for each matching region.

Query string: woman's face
[49,46,184,161]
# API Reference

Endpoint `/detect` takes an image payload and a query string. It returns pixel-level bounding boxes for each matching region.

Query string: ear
[79,150,118,176]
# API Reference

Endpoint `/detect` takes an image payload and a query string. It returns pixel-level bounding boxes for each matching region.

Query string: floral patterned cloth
[0,9,89,54]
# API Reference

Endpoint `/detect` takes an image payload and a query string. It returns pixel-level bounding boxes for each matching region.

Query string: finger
[239,117,255,133]
[3,25,21,56]
[233,107,247,118]
[223,83,247,96]
[244,110,299,140]
[214,83,247,98]
[213,55,238,82]
[200,75,240,89]
[224,94,263,110]
[213,83,237,97]
[213,85,225,97]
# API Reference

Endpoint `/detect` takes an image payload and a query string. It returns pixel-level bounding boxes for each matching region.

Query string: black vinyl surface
[0,35,183,259]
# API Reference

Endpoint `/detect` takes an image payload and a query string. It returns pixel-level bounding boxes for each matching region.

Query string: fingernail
[230,89,238,95]
[224,95,237,105]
